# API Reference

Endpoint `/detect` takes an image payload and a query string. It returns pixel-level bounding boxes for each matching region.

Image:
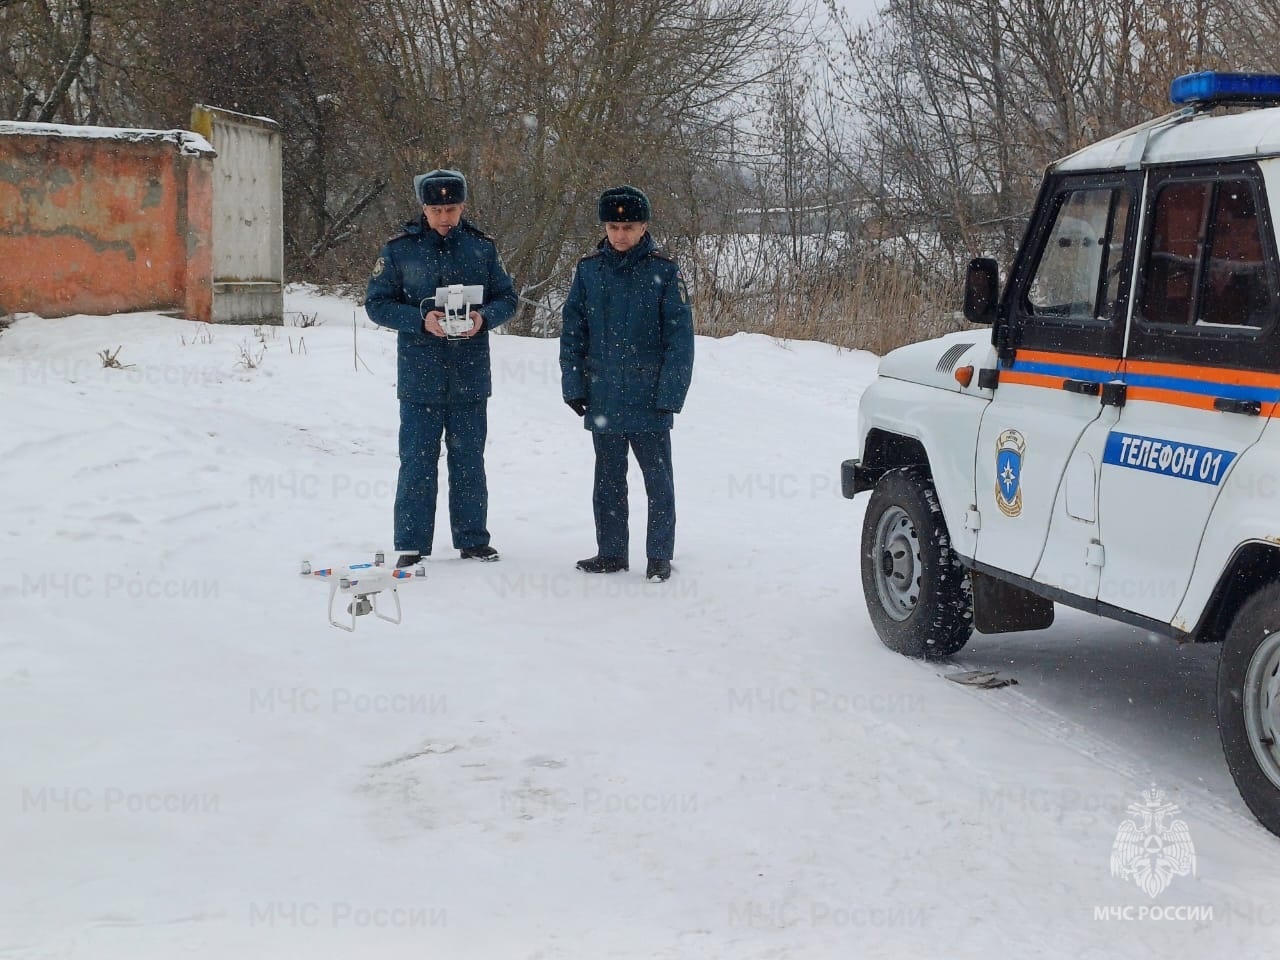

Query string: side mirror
[963,258,999,324]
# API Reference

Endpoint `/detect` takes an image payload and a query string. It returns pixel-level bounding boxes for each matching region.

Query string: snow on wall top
[1054,107,1280,172]
[190,104,279,131]
[0,121,215,157]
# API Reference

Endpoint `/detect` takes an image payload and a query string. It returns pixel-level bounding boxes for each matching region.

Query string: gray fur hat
[414,169,467,205]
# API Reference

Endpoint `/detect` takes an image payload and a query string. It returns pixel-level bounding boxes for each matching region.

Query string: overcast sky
[838,0,883,25]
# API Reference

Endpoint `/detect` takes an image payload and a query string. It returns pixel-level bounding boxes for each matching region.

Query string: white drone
[431,283,484,338]
[300,551,426,632]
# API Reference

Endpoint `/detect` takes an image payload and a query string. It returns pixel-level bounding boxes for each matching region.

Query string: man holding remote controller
[366,169,517,565]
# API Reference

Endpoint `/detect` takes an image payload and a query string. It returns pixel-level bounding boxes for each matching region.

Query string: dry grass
[686,237,964,355]
[692,265,963,355]
[318,230,966,355]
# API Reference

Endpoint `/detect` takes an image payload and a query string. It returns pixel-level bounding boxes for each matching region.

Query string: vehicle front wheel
[860,466,972,660]
[1218,581,1280,837]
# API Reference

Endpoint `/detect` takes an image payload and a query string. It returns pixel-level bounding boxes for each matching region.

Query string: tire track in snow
[929,655,1268,845]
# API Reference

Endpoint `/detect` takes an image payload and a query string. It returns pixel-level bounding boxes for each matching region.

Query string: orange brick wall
[0,129,215,322]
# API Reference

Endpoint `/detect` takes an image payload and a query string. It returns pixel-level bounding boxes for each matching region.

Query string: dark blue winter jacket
[365,218,517,404]
[560,233,694,433]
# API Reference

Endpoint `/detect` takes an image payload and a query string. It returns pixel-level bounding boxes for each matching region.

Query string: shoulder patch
[371,256,386,278]
[460,220,496,243]
[386,218,423,244]
[649,248,676,263]
[579,250,603,262]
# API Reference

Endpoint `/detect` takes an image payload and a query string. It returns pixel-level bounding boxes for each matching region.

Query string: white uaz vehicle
[843,72,1280,838]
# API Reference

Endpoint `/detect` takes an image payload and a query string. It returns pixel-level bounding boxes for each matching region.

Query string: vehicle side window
[1203,182,1270,328]
[1025,188,1129,322]
[1138,177,1275,330]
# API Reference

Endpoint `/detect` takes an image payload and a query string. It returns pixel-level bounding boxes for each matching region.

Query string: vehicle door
[1096,163,1280,622]
[974,175,1136,586]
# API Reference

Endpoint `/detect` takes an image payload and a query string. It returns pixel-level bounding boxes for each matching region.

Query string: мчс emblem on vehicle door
[995,429,1026,518]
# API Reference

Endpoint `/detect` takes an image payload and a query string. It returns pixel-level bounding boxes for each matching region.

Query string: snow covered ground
[2,288,1278,958]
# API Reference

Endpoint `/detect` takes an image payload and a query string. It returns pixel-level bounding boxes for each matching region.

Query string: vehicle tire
[860,466,973,660]
[1217,581,1280,837]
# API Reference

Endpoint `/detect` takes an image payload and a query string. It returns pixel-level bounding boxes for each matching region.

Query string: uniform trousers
[592,430,675,561]
[395,400,489,553]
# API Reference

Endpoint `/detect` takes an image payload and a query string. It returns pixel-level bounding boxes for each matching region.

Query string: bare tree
[339,0,796,331]
[1,0,95,121]
[826,0,1233,278]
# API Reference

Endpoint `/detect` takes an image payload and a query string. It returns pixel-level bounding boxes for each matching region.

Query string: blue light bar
[1171,71,1280,105]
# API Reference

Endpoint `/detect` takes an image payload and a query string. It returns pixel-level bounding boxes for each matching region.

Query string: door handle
[1061,378,1101,396]
[1213,397,1262,416]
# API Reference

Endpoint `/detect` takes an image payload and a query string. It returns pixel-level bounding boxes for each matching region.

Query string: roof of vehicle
[1053,106,1280,173]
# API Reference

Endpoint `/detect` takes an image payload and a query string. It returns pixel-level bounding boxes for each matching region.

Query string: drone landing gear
[336,581,402,633]
[301,553,424,632]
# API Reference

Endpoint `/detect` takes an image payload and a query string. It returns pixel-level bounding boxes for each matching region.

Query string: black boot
[460,545,500,562]
[395,552,423,568]
[646,559,671,582]
[576,555,628,574]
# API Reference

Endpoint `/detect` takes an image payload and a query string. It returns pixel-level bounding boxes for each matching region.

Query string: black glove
[566,398,587,416]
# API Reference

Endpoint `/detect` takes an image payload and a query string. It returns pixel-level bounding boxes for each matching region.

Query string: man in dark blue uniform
[366,169,517,565]
[560,185,695,582]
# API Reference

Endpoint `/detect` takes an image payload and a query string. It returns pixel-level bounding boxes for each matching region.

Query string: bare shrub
[98,345,134,369]
[235,339,266,370]
[180,327,215,347]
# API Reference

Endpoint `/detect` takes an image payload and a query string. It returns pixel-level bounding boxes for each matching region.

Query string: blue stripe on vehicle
[1120,372,1280,402]
[1010,360,1116,382]
[1011,360,1280,402]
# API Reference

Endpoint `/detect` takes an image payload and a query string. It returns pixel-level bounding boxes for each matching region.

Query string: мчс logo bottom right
[1109,784,1197,899]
